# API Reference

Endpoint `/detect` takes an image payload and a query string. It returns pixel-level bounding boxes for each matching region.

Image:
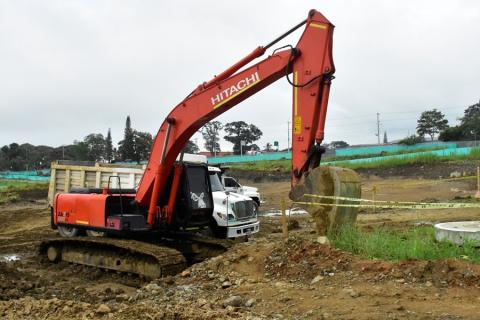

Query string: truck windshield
[209,172,224,192]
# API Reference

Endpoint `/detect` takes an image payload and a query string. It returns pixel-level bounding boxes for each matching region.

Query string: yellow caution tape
[365,175,477,189]
[293,194,480,210]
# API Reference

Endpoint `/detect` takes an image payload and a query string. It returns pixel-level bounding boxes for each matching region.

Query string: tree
[84,133,106,161]
[416,109,449,141]
[201,121,223,155]
[118,116,136,161]
[264,142,272,152]
[71,140,89,161]
[105,128,113,163]
[133,130,153,163]
[439,126,464,141]
[223,121,263,155]
[383,131,388,144]
[183,140,200,154]
[330,141,349,149]
[460,100,480,138]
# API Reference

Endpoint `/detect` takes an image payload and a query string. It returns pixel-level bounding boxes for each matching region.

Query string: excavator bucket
[290,166,361,235]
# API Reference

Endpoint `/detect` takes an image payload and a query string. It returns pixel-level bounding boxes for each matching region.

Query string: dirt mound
[258,238,480,288]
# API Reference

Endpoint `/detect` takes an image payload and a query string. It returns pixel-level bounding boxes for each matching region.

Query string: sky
[1,0,479,151]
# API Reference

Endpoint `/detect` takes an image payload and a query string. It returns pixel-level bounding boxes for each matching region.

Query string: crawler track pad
[39,238,187,279]
[290,166,361,235]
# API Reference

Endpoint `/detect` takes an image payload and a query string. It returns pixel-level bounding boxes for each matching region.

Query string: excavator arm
[135,10,355,227]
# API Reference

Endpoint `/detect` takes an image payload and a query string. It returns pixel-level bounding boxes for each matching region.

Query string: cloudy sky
[1,0,479,151]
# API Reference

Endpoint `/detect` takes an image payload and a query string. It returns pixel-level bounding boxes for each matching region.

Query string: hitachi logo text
[211,72,260,108]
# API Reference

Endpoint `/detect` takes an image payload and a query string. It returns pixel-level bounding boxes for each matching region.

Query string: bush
[398,135,425,145]
[439,126,467,141]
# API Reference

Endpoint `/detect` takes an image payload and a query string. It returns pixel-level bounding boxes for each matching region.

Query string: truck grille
[232,200,255,220]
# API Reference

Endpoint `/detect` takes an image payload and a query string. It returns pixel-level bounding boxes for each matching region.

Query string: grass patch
[334,147,480,170]
[229,147,480,172]
[230,159,291,173]
[323,146,447,162]
[330,225,480,263]
[0,179,48,205]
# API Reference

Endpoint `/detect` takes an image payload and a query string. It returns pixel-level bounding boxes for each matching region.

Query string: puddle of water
[0,254,20,262]
[261,208,309,217]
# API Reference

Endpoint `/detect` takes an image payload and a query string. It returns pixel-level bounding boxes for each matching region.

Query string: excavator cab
[170,163,214,229]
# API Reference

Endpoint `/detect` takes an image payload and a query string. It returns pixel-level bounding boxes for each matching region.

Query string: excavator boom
[136,10,338,226]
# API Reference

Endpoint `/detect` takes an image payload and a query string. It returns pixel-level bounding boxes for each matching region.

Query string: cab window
[224,177,240,188]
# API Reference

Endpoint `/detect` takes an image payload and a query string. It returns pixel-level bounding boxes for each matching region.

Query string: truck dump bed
[47,161,145,206]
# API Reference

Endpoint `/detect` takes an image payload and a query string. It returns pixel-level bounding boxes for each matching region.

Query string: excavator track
[39,237,187,279]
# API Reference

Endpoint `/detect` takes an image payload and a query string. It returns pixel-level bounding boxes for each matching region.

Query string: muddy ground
[1,166,480,319]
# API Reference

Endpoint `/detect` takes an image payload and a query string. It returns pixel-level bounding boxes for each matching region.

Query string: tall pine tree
[118,116,135,161]
[105,128,113,162]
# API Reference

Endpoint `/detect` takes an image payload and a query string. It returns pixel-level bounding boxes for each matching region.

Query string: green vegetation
[334,147,480,170]
[330,225,480,263]
[323,145,446,162]
[231,159,291,173]
[230,147,480,172]
[0,179,48,205]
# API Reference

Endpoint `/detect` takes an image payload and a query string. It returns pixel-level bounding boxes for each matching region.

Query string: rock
[180,270,191,277]
[343,288,360,298]
[96,304,111,314]
[197,298,207,306]
[145,283,161,292]
[24,303,32,315]
[245,298,256,307]
[450,171,461,178]
[425,281,433,287]
[288,219,300,230]
[311,275,324,284]
[207,270,216,279]
[222,281,232,289]
[164,276,175,285]
[223,295,243,308]
[317,236,330,245]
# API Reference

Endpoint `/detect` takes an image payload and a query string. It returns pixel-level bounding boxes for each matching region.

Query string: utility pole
[376,113,381,145]
[287,120,290,152]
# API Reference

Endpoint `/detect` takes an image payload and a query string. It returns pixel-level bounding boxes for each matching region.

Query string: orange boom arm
[135,10,335,225]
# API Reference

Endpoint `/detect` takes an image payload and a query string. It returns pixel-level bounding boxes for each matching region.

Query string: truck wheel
[210,223,227,239]
[57,226,79,238]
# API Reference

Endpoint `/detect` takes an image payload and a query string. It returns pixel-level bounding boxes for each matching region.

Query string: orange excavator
[41,9,360,278]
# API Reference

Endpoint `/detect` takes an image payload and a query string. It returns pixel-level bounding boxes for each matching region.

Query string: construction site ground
[1,165,480,319]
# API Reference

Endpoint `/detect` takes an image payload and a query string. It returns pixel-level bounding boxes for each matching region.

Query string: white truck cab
[180,154,259,238]
[222,175,261,211]
[208,166,260,238]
